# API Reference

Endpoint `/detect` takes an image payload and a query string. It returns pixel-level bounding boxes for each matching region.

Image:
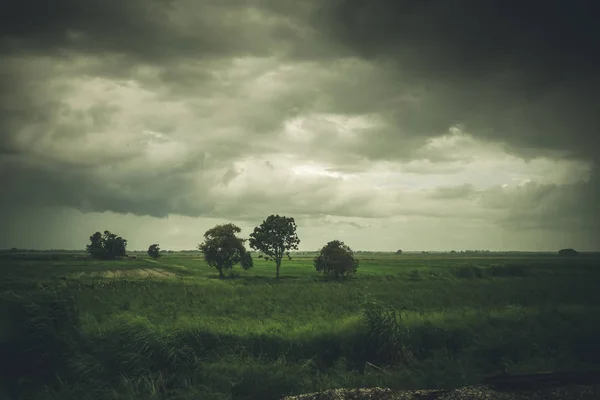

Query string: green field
[2,252,600,399]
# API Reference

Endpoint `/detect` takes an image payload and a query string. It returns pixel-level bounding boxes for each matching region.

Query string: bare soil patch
[72,268,176,279]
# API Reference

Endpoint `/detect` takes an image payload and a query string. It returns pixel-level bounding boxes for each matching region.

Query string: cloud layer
[1,0,598,249]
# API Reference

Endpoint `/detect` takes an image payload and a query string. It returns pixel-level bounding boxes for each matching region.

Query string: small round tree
[558,248,578,257]
[314,240,359,280]
[199,223,253,278]
[148,244,161,259]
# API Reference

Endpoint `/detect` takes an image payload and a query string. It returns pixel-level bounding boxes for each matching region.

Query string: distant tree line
[83,219,583,279]
[84,214,360,280]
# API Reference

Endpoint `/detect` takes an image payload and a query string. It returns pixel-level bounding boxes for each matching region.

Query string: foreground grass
[1,253,600,399]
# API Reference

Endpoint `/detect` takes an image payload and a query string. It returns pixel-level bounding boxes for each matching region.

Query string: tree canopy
[148,244,161,259]
[249,214,300,279]
[314,240,359,280]
[198,223,253,278]
[558,248,579,257]
[86,230,127,260]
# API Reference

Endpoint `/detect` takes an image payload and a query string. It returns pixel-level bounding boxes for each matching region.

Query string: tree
[86,230,127,259]
[249,215,300,279]
[395,249,402,255]
[558,248,579,257]
[198,224,253,278]
[314,240,359,280]
[148,244,161,259]
[241,251,254,271]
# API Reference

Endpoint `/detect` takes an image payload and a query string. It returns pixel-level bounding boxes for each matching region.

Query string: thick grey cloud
[0,151,214,218]
[428,184,476,200]
[311,0,600,158]
[1,0,310,62]
[480,167,600,233]
[0,0,599,249]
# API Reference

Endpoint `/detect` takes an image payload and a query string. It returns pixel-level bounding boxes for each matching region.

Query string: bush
[408,270,423,281]
[147,244,161,259]
[361,302,411,366]
[314,240,359,280]
[1,289,81,397]
[452,265,484,279]
[558,248,579,257]
[488,264,526,277]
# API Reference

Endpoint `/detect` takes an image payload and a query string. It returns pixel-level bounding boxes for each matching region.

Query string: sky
[0,0,599,252]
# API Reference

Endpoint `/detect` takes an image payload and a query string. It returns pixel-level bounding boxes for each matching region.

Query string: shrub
[147,244,161,259]
[488,264,526,277]
[452,265,484,279]
[314,240,359,280]
[361,302,411,366]
[558,248,579,257]
[408,270,423,281]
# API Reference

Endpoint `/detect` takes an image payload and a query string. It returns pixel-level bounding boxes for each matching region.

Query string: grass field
[1,252,600,399]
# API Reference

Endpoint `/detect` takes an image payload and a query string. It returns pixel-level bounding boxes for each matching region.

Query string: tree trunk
[218,268,224,278]
[276,259,281,279]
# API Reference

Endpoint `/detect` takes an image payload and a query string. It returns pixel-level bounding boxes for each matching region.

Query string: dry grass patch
[70,268,177,279]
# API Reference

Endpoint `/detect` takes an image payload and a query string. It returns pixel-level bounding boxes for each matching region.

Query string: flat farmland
[1,252,599,399]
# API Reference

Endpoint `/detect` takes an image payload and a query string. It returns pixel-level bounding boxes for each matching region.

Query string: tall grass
[2,254,600,399]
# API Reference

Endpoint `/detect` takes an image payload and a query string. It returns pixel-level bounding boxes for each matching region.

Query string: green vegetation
[249,215,300,279]
[314,240,359,280]
[148,244,161,259]
[87,230,128,260]
[559,248,579,257]
[199,224,253,278]
[1,251,600,400]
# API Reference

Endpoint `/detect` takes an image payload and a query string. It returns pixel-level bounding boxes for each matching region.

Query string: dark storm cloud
[0,57,63,154]
[0,151,216,218]
[3,0,599,159]
[2,0,266,61]
[478,178,599,233]
[0,0,599,247]
[305,0,599,241]
[310,0,600,159]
